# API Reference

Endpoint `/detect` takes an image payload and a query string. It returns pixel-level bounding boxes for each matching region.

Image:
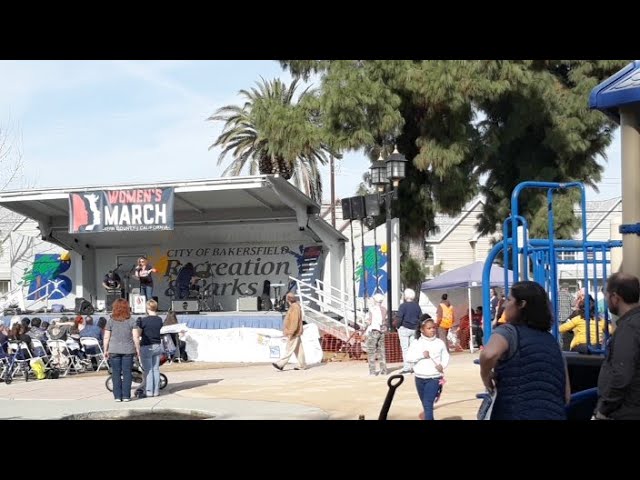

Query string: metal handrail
[290,276,366,328]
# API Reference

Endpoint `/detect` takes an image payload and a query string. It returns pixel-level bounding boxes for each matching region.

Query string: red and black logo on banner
[69,188,174,233]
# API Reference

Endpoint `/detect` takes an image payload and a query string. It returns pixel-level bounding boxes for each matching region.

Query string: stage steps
[295,249,323,310]
[304,309,355,343]
[289,276,364,343]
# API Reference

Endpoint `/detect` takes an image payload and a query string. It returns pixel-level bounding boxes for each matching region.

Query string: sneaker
[122,398,131,402]
[379,370,388,375]
[294,367,307,371]
[272,363,283,371]
[114,399,122,402]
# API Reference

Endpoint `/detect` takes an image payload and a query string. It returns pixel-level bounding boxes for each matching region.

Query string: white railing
[297,292,352,342]
[290,276,366,329]
[315,279,366,314]
[1,281,60,313]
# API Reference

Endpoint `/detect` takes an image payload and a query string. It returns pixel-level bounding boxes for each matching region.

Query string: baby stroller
[0,341,31,384]
[105,353,168,395]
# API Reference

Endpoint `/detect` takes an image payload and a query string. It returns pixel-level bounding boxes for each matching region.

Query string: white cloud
[111,60,213,106]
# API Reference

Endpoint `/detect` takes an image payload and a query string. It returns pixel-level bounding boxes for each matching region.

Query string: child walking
[407,317,450,420]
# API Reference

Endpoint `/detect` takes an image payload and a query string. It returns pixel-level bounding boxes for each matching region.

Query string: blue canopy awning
[589,60,640,123]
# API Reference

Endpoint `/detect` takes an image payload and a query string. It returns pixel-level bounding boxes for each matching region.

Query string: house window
[0,280,10,295]
[558,251,576,261]
[424,244,435,266]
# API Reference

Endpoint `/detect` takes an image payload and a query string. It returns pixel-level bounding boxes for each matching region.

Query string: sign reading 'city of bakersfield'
[68,188,174,233]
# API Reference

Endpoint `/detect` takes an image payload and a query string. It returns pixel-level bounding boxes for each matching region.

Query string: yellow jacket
[559,316,606,350]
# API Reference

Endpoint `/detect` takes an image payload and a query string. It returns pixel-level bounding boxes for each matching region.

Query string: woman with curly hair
[103,298,141,402]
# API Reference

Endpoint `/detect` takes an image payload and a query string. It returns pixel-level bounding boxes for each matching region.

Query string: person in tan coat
[272,293,307,371]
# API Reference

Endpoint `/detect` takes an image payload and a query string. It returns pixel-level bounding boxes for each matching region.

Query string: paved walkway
[0,352,484,420]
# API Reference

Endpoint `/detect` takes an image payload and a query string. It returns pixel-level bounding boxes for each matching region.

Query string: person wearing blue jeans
[110,353,135,401]
[134,257,156,302]
[103,298,141,402]
[415,377,442,420]
[406,318,449,420]
[395,288,423,373]
[137,299,164,397]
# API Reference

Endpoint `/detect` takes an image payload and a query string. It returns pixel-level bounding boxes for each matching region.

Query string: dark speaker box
[350,196,366,220]
[364,194,381,217]
[74,297,94,315]
[106,292,121,311]
[341,197,353,220]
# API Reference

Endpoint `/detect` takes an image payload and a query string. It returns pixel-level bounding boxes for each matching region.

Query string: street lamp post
[370,147,408,329]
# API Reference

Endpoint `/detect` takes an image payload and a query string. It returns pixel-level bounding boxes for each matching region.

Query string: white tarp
[181,323,323,365]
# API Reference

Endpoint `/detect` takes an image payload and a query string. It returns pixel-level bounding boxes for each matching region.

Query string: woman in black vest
[479,281,570,420]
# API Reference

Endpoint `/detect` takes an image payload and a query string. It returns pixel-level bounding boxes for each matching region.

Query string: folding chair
[79,337,108,371]
[29,338,50,367]
[7,341,32,380]
[0,343,11,380]
[65,337,91,373]
[46,339,74,376]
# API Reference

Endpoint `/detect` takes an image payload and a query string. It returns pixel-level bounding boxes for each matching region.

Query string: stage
[1,311,285,330]
[1,310,323,364]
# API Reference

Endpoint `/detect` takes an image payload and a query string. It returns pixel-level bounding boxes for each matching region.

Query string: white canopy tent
[421,261,513,352]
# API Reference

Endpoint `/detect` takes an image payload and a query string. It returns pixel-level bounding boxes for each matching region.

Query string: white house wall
[428,203,494,273]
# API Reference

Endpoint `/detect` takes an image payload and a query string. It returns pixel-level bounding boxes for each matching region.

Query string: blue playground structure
[475,61,640,419]
[482,181,620,349]
[481,181,621,419]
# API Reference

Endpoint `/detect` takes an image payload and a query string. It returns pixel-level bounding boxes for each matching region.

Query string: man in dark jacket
[595,272,640,420]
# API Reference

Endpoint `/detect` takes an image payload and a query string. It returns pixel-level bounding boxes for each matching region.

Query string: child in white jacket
[406,317,450,420]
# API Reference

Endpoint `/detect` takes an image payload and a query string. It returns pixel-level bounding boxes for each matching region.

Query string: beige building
[423,197,497,278]
[557,197,621,290]
[420,195,622,285]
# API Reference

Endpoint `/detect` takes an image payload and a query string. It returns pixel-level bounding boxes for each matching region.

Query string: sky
[0,60,623,203]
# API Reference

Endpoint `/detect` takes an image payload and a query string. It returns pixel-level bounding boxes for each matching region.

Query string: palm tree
[208,77,337,203]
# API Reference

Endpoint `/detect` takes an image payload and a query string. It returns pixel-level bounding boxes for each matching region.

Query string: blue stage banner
[69,187,174,233]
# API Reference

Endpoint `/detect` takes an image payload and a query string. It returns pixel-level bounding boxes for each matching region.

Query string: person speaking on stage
[134,257,157,301]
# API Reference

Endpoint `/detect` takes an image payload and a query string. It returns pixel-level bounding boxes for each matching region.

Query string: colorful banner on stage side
[69,188,174,233]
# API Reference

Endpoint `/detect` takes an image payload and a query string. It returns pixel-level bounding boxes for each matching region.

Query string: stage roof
[0,175,347,251]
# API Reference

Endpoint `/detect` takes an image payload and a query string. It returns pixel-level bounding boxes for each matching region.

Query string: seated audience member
[8,323,33,358]
[27,317,48,343]
[79,316,103,345]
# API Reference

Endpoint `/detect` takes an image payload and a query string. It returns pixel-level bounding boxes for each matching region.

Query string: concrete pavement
[0,352,484,420]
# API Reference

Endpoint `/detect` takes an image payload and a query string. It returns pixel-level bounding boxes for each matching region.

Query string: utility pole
[330,155,336,227]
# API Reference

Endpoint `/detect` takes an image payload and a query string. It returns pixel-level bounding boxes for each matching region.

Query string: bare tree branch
[0,118,31,262]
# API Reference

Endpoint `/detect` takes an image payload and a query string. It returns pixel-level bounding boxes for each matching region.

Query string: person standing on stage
[134,257,157,301]
[176,262,196,300]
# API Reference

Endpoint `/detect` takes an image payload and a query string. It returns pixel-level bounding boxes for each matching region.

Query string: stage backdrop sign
[69,188,174,233]
[156,243,325,311]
